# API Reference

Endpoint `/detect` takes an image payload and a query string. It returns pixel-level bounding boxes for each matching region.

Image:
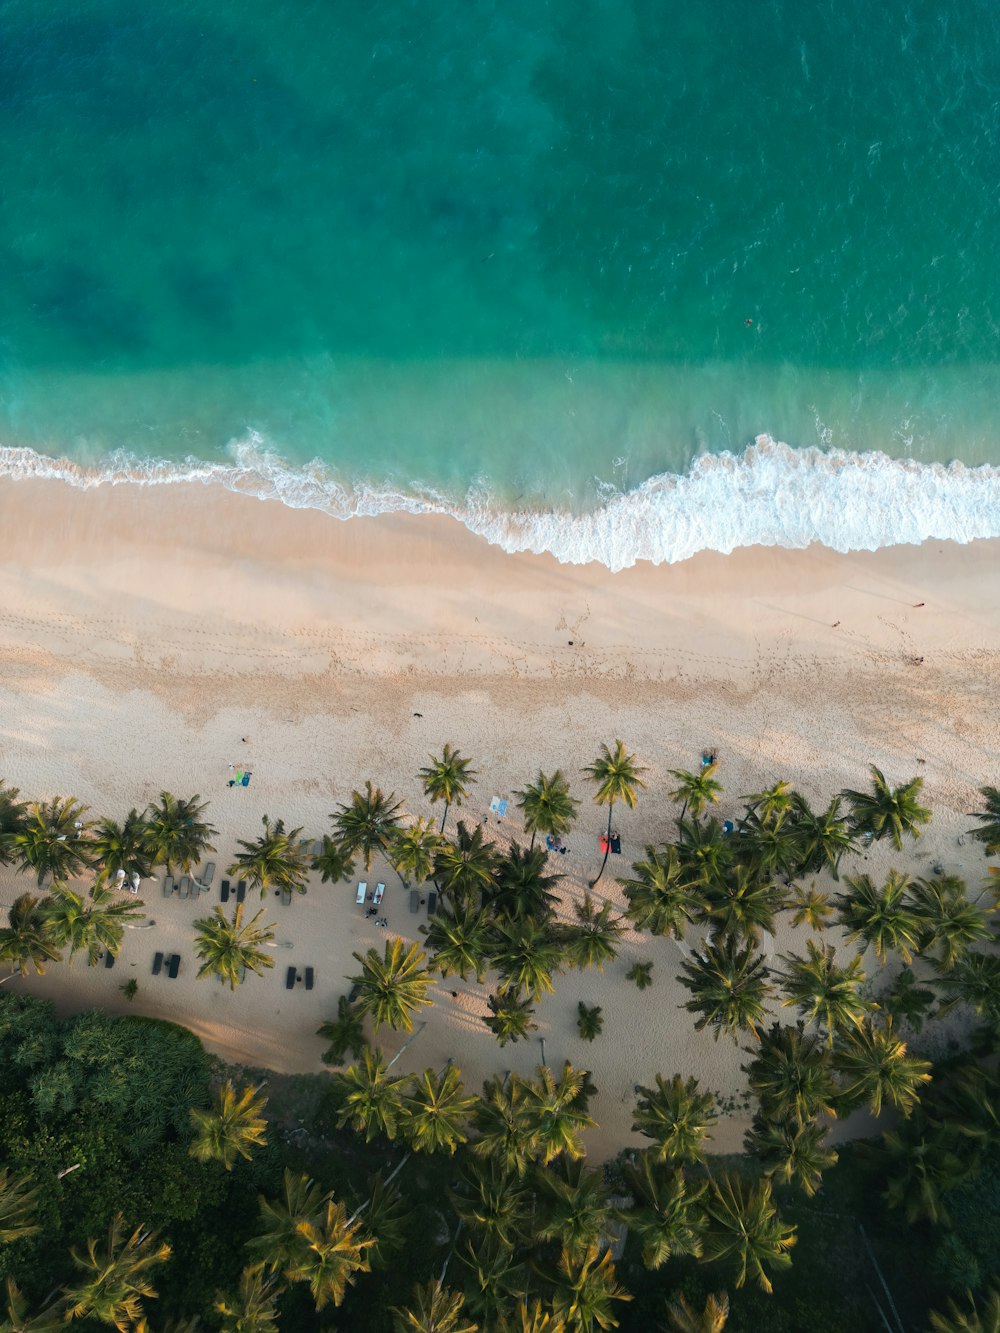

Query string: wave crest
[2,433,999,571]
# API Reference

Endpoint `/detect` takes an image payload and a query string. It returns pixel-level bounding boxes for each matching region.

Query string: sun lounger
[312,839,324,856]
[240,771,252,787]
[199,862,215,890]
[236,880,247,903]
[409,890,420,913]
[167,954,180,979]
[304,967,314,990]
[356,882,367,904]
[103,949,115,969]
[162,875,175,898]
[152,952,164,976]
[373,883,385,905]
[178,875,191,899]
[285,966,296,990]
[220,879,230,903]
[280,887,292,906]
[426,891,437,915]
[610,834,622,855]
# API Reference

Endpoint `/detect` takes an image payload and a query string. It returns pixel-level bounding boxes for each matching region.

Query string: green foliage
[626,960,654,989]
[576,1001,603,1041]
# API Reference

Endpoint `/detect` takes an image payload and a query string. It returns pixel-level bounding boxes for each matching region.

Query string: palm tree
[470,1074,536,1177]
[702,1174,796,1295]
[565,894,625,973]
[483,989,539,1047]
[583,740,647,888]
[451,1155,532,1248]
[496,1298,567,1333]
[787,883,834,931]
[0,1169,41,1244]
[675,817,733,890]
[744,1116,837,1197]
[547,1245,632,1332]
[744,780,796,827]
[791,795,858,878]
[283,1198,374,1310]
[0,780,27,856]
[423,907,494,983]
[515,771,580,851]
[534,1158,612,1262]
[490,844,562,922]
[392,818,442,888]
[705,866,786,946]
[678,936,772,1043]
[229,816,310,899]
[626,960,654,989]
[733,813,801,881]
[522,1063,597,1165]
[403,1063,477,1155]
[841,765,931,850]
[215,1264,282,1333]
[420,745,478,834]
[333,1046,409,1142]
[192,904,276,989]
[11,797,93,886]
[318,995,369,1065]
[0,893,62,979]
[456,1233,527,1327]
[62,1213,171,1330]
[189,1080,268,1170]
[779,940,873,1044]
[312,834,356,886]
[350,937,435,1033]
[833,1015,931,1116]
[89,809,154,885]
[143,791,217,876]
[883,965,937,1033]
[835,869,923,964]
[248,1169,327,1273]
[876,1116,967,1226]
[619,846,698,940]
[936,949,1000,1027]
[433,821,498,910]
[743,1022,837,1127]
[332,781,404,869]
[621,1155,706,1269]
[391,1280,479,1333]
[669,764,723,822]
[664,1291,729,1333]
[43,882,145,967]
[929,1287,1000,1333]
[968,786,1000,856]
[493,918,562,1002]
[631,1074,717,1165]
[577,1002,604,1041]
[910,874,991,971]
[0,1280,63,1333]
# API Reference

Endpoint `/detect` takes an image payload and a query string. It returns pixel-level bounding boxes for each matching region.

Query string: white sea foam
[2,433,1000,571]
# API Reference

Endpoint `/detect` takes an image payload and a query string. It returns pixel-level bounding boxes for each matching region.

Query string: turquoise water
[2,0,1000,564]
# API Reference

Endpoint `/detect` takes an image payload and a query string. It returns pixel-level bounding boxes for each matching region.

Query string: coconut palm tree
[743,1022,837,1127]
[496,1299,567,1333]
[332,781,404,870]
[89,809,154,886]
[43,882,145,967]
[419,745,477,834]
[0,781,27,857]
[626,960,654,989]
[483,989,539,1047]
[433,821,498,910]
[0,893,62,980]
[790,795,858,878]
[678,936,772,1043]
[547,1244,632,1333]
[515,770,580,851]
[778,940,873,1044]
[143,791,217,877]
[704,866,786,946]
[361,1172,409,1269]
[450,1155,532,1248]
[392,818,442,889]
[936,949,1000,1028]
[744,1116,837,1197]
[675,817,733,890]
[0,1280,63,1333]
[247,1169,327,1273]
[733,813,802,881]
[787,883,834,931]
[333,1046,409,1142]
[489,844,562,922]
[702,1174,796,1295]
[192,904,276,989]
[492,918,562,1002]
[668,765,723,823]
[403,1063,477,1155]
[0,1169,41,1244]
[312,835,356,887]
[835,869,923,964]
[621,1156,706,1269]
[534,1158,612,1262]
[833,1015,931,1116]
[11,797,93,887]
[456,1234,527,1327]
[283,1197,374,1311]
[841,765,931,850]
[929,1287,1000,1333]
[229,816,310,899]
[875,1116,967,1226]
[470,1074,536,1177]
[743,780,796,827]
[664,1291,730,1333]
[883,965,937,1034]
[317,995,369,1066]
[350,937,435,1033]
[521,1062,597,1165]
[619,845,698,939]
[968,786,1000,856]
[189,1080,268,1170]
[631,1074,718,1165]
[576,1003,603,1041]
[423,907,494,983]
[565,894,625,972]
[61,1213,171,1330]
[910,874,992,971]
[215,1264,282,1333]
[583,740,647,889]
[391,1280,479,1333]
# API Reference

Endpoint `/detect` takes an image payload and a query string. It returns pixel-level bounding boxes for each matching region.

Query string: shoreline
[1,475,999,1160]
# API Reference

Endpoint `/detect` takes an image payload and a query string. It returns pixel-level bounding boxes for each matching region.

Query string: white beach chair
[373,883,385,905]
[356,881,367,904]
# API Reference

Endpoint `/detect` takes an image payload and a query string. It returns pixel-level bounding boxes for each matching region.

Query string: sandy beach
[1,476,998,1159]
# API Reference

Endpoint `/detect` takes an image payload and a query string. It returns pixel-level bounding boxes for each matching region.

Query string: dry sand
[1,476,998,1159]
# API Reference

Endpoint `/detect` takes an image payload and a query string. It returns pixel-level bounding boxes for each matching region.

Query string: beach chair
[103,949,115,970]
[610,834,622,855]
[236,880,247,903]
[162,875,174,898]
[356,881,367,904]
[199,862,215,890]
[220,879,230,903]
[373,883,385,906]
[285,966,296,990]
[178,875,191,899]
[312,839,324,856]
[409,890,419,913]
[280,887,293,906]
[152,952,164,976]
[304,967,314,990]
[167,954,181,979]
[426,891,437,915]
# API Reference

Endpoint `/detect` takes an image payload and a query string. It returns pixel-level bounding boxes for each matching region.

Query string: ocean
[2,0,1000,567]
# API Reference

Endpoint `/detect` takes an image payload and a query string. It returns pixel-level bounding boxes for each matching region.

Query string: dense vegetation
[1,764,999,1329]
